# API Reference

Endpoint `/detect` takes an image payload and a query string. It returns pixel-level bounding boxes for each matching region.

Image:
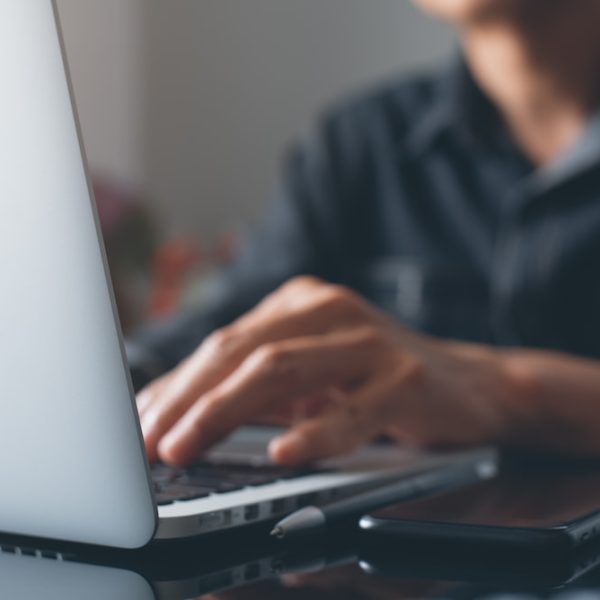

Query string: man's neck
[461,5,600,165]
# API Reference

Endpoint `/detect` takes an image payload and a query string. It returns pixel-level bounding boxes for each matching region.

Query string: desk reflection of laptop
[0,0,495,549]
[3,533,600,600]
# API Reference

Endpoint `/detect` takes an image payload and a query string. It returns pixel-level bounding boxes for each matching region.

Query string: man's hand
[137,276,525,466]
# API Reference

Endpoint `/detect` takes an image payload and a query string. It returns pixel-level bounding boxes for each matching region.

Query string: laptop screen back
[0,0,156,547]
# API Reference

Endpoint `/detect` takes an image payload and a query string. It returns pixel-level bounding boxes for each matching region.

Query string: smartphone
[359,460,600,557]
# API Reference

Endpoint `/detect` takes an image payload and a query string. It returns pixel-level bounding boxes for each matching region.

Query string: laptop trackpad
[206,426,423,471]
[205,426,284,466]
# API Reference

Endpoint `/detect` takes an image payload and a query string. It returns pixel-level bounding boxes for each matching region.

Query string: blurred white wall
[56,0,146,185]
[57,0,455,240]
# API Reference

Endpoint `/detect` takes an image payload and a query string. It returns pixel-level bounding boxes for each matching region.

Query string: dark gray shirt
[130,60,600,387]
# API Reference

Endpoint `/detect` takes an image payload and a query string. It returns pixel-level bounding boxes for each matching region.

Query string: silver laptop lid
[0,0,156,547]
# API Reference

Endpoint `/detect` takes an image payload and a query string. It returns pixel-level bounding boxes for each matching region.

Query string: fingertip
[141,421,159,464]
[136,391,152,417]
[157,425,204,467]
[268,432,309,466]
[136,387,151,403]
[143,436,158,464]
[156,433,185,466]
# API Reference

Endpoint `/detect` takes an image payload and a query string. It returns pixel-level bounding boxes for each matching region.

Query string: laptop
[0,0,496,549]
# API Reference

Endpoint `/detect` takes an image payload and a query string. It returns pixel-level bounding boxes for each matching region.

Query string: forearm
[499,348,600,456]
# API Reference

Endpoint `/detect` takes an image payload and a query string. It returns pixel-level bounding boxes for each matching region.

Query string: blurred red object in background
[148,238,202,318]
[146,232,238,319]
[94,176,238,332]
[93,177,156,334]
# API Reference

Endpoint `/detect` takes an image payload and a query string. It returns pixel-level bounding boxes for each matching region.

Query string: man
[135,0,600,467]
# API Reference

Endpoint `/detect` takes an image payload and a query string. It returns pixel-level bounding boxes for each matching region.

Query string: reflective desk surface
[5,456,600,600]
[3,523,600,600]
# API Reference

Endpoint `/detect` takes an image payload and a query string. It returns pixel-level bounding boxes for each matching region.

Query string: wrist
[425,338,539,448]
[494,349,543,447]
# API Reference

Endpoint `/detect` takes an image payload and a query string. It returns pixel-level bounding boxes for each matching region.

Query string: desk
[1,528,600,600]
[3,457,600,599]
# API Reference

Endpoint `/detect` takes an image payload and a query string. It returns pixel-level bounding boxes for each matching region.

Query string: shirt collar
[535,109,600,189]
[406,56,504,157]
[406,58,600,184]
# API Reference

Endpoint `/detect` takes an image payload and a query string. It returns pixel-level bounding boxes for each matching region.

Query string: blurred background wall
[56,0,146,186]
[56,0,454,242]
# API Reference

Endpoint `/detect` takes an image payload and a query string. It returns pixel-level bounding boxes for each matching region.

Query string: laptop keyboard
[151,462,325,506]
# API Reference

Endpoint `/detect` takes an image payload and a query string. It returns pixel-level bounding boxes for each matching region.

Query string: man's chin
[411,0,545,27]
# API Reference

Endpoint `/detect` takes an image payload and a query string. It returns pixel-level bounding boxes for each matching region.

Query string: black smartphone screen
[370,466,600,529]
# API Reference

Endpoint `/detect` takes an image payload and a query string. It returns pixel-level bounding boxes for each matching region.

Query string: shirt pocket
[356,257,491,343]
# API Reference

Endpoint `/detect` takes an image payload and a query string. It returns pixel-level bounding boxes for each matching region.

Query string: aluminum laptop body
[0,0,496,549]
